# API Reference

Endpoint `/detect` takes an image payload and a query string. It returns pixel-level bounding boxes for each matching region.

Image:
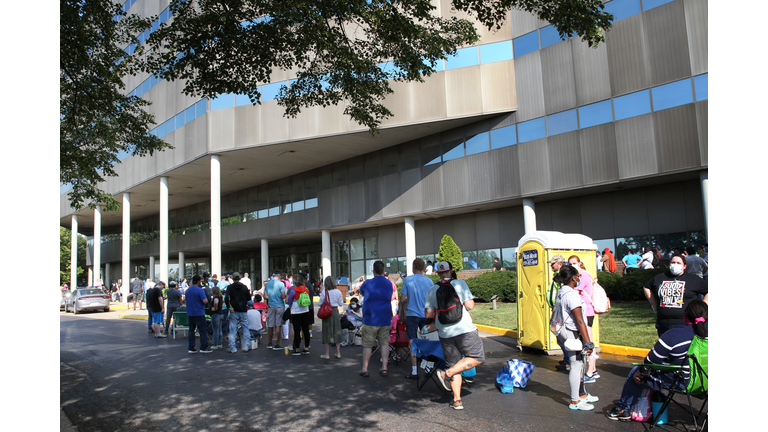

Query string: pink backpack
[591,280,611,314]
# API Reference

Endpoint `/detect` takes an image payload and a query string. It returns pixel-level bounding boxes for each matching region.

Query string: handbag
[630,388,653,421]
[506,359,535,388]
[318,290,333,319]
[282,307,291,322]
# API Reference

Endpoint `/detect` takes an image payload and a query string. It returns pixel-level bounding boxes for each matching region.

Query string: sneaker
[188,349,199,354]
[320,354,330,359]
[449,400,464,410]
[228,349,237,354]
[267,343,273,349]
[438,370,453,391]
[606,407,631,421]
[583,374,596,384]
[583,394,599,403]
[592,371,601,379]
[200,348,213,353]
[292,350,302,356]
[302,350,310,355]
[242,349,249,353]
[211,345,220,350]
[273,345,282,351]
[568,400,594,411]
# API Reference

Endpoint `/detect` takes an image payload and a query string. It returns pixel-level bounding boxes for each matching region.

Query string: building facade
[60,0,708,295]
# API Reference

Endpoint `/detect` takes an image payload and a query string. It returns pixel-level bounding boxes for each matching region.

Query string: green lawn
[471,302,658,349]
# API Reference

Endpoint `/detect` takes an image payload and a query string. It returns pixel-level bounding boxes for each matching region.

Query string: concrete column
[149,256,155,281]
[404,217,416,277]
[105,263,111,287]
[71,215,78,290]
[88,267,93,286]
[93,205,102,285]
[122,193,131,301]
[523,198,537,235]
[211,155,221,277]
[250,258,255,278]
[700,170,708,241]
[322,230,332,281]
[160,176,169,283]
[261,239,269,284]
[179,252,186,282]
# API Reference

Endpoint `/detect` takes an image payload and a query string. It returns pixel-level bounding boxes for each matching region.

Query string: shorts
[406,316,428,340]
[151,312,164,324]
[133,292,144,302]
[361,324,389,348]
[266,307,285,328]
[439,329,485,369]
[586,315,594,327]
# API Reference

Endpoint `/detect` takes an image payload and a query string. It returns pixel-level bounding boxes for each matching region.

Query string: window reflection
[547,109,578,136]
[651,79,693,111]
[479,41,513,64]
[445,46,479,70]
[517,117,547,143]
[513,31,539,58]
[694,74,708,101]
[614,90,651,121]
[465,132,490,156]
[490,125,517,149]
[578,100,613,129]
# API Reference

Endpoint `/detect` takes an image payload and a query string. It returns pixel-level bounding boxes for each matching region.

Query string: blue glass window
[465,132,490,156]
[479,41,513,64]
[445,46,479,70]
[149,74,157,88]
[442,141,465,161]
[211,93,234,111]
[152,18,159,32]
[379,61,404,77]
[236,93,251,106]
[160,9,168,23]
[166,117,176,134]
[518,117,547,143]
[694,74,708,101]
[261,82,282,101]
[157,122,166,137]
[185,105,195,122]
[604,0,641,22]
[305,198,318,209]
[175,112,185,129]
[195,99,207,118]
[513,31,539,58]
[643,0,674,11]
[652,79,693,111]
[540,25,566,49]
[547,109,578,136]
[614,90,651,120]
[137,32,144,45]
[423,57,444,72]
[142,79,150,95]
[490,124,517,149]
[578,100,613,129]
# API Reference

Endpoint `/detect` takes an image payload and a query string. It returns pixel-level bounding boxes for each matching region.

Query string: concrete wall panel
[513,51,545,121]
[654,105,700,173]
[540,41,577,115]
[547,131,583,190]
[615,114,658,179]
[580,123,619,185]
[606,15,650,96]
[517,138,551,195]
[572,40,612,105]
[684,0,708,75]
[644,0,691,86]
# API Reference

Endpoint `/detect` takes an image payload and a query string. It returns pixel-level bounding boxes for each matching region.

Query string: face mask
[670,263,684,275]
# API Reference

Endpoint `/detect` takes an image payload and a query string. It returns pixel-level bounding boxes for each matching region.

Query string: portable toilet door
[516,231,598,355]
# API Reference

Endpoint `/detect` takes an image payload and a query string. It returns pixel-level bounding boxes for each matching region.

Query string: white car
[64,287,111,314]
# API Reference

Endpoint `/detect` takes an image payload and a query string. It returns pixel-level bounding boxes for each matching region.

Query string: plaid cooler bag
[506,359,535,388]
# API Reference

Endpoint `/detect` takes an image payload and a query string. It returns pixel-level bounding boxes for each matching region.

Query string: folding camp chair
[635,335,708,431]
[411,338,448,394]
[389,320,411,366]
[172,307,189,339]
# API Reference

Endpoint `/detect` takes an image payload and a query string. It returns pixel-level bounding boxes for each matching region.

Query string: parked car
[64,287,111,314]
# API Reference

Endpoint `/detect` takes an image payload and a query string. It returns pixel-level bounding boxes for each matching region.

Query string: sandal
[335,353,341,359]
[379,369,388,377]
[320,354,330,359]
[359,371,370,377]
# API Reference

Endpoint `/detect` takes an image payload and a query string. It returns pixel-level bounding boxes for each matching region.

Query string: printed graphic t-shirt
[644,272,708,325]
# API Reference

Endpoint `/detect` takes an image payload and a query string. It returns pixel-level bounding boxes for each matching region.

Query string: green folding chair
[172,307,189,339]
[635,335,708,431]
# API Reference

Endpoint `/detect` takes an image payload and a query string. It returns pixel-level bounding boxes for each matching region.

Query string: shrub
[597,268,669,301]
[465,270,517,303]
[437,234,463,272]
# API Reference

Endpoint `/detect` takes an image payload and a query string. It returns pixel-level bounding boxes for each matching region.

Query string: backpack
[591,280,611,314]
[297,290,312,307]
[651,253,660,268]
[435,280,463,325]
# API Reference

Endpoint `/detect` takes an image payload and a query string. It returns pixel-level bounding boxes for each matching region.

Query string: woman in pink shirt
[568,255,599,383]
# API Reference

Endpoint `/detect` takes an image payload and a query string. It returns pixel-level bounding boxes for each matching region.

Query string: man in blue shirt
[264,271,287,350]
[186,275,212,354]
[359,261,394,377]
[399,258,434,379]
[622,249,642,274]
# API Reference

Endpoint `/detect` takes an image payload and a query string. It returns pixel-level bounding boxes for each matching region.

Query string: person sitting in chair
[606,300,708,421]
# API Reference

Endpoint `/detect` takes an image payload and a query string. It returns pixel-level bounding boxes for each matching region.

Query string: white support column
[71,215,78,290]
[700,170,708,241]
[122,193,131,301]
[179,252,186,282]
[160,176,169,283]
[149,256,155,281]
[93,205,102,285]
[88,267,93,286]
[211,155,221,277]
[404,217,416,277]
[523,198,537,235]
[322,230,332,281]
[261,239,269,284]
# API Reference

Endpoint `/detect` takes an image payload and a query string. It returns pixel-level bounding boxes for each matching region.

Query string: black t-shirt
[644,272,708,326]
[147,287,163,312]
[493,261,502,271]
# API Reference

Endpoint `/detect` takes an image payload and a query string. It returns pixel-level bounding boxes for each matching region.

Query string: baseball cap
[169,281,177,287]
[548,254,565,264]
[603,248,610,252]
[435,261,451,273]
[247,300,254,308]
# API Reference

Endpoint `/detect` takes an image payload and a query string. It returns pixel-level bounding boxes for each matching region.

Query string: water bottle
[284,346,289,355]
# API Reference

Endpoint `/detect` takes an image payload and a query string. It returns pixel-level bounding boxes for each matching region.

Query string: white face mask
[670,263,684,275]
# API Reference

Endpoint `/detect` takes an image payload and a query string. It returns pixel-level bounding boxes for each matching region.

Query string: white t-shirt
[640,251,654,269]
[241,277,252,290]
[318,289,344,307]
[247,309,262,332]
[554,286,586,332]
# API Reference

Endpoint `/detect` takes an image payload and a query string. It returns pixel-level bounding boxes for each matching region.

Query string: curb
[475,324,646,359]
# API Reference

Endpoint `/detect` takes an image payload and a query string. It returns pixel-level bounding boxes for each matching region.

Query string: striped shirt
[645,326,704,382]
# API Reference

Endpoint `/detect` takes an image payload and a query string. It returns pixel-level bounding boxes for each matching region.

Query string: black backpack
[436,280,463,325]
[651,253,660,267]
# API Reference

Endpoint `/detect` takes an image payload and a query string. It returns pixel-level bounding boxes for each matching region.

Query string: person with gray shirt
[164,281,183,336]
[684,246,708,279]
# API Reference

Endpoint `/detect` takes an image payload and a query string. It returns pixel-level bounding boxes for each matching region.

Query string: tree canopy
[60,0,171,211]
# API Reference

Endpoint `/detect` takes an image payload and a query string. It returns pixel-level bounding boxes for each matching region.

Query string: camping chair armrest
[631,363,682,372]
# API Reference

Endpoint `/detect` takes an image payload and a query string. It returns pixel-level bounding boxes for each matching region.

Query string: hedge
[596,268,670,301]
[395,271,517,303]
